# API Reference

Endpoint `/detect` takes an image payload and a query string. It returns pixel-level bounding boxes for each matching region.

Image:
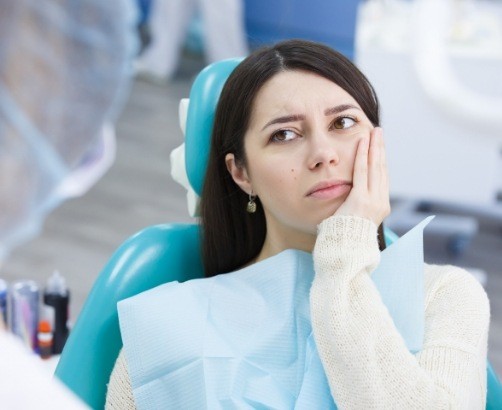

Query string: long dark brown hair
[200,39,386,277]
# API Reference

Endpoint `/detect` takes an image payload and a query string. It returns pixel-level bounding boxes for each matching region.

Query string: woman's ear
[225,153,252,194]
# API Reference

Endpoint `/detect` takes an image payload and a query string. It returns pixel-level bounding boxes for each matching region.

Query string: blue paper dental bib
[118,217,433,409]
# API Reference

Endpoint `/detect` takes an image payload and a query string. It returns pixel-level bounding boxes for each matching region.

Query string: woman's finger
[378,129,391,217]
[378,130,389,185]
[368,127,382,193]
[352,135,369,191]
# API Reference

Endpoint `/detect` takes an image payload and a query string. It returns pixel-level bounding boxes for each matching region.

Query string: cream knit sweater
[106,215,490,409]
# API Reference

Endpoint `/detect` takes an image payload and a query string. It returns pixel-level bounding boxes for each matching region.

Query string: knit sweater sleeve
[310,215,490,409]
[105,348,136,409]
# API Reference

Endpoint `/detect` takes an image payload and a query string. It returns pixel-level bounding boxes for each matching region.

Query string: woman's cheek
[336,138,360,173]
[290,167,298,181]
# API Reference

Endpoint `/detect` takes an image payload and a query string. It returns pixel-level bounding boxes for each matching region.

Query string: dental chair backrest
[54,59,502,409]
[53,58,241,410]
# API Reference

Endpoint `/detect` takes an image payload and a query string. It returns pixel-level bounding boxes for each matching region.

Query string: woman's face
[226,70,374,253]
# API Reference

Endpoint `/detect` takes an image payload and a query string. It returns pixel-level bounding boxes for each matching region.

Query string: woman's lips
[307,183,352,199]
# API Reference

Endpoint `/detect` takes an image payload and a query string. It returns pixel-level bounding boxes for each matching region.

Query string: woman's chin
[316,203,343,223]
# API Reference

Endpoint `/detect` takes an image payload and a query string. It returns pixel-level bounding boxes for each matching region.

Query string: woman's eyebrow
[260,104,360,131]
[261,114,305,131]
[324,104,360,116]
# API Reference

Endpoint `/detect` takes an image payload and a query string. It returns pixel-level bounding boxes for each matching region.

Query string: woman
[106,40,490,409]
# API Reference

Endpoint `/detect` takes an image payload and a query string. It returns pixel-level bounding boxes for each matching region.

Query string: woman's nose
[307,133,340,170]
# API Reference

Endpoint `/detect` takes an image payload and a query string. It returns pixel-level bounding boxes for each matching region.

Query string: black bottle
[43,271,70,354]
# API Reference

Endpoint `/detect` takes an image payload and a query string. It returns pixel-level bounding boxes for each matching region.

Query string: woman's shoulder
[423,263,490,338]
[424,262,487,295]
[106,349,135,409]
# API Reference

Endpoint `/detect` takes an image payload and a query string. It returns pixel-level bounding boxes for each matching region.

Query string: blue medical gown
[119,250,334,408]
[118,212,431,408]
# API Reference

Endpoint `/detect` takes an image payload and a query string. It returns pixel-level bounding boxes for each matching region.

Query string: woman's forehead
[249,70,359,122]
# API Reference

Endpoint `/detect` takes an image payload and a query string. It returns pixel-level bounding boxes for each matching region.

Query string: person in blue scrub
[0,0,136,408]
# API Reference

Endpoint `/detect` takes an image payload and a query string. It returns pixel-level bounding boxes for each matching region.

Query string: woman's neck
[253,228,316,264]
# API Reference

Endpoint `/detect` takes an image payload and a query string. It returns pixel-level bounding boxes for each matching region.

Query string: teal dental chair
[55,59,502,410]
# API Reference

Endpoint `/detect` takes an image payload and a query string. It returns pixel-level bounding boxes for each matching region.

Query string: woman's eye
[270,129,299,142]
[333,116,356,130]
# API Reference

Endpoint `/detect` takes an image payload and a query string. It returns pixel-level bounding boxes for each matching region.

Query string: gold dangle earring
[246,191,257,214]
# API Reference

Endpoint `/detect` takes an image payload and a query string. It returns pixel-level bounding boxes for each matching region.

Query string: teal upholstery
[55,60,502,409]
[185,57,242,195]
[55,224,203,409]
[487,362,502,410]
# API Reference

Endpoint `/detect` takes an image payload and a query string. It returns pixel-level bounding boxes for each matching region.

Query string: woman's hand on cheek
[334,127,391,226]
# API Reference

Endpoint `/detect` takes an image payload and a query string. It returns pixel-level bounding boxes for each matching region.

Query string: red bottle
[38,320,53,359]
